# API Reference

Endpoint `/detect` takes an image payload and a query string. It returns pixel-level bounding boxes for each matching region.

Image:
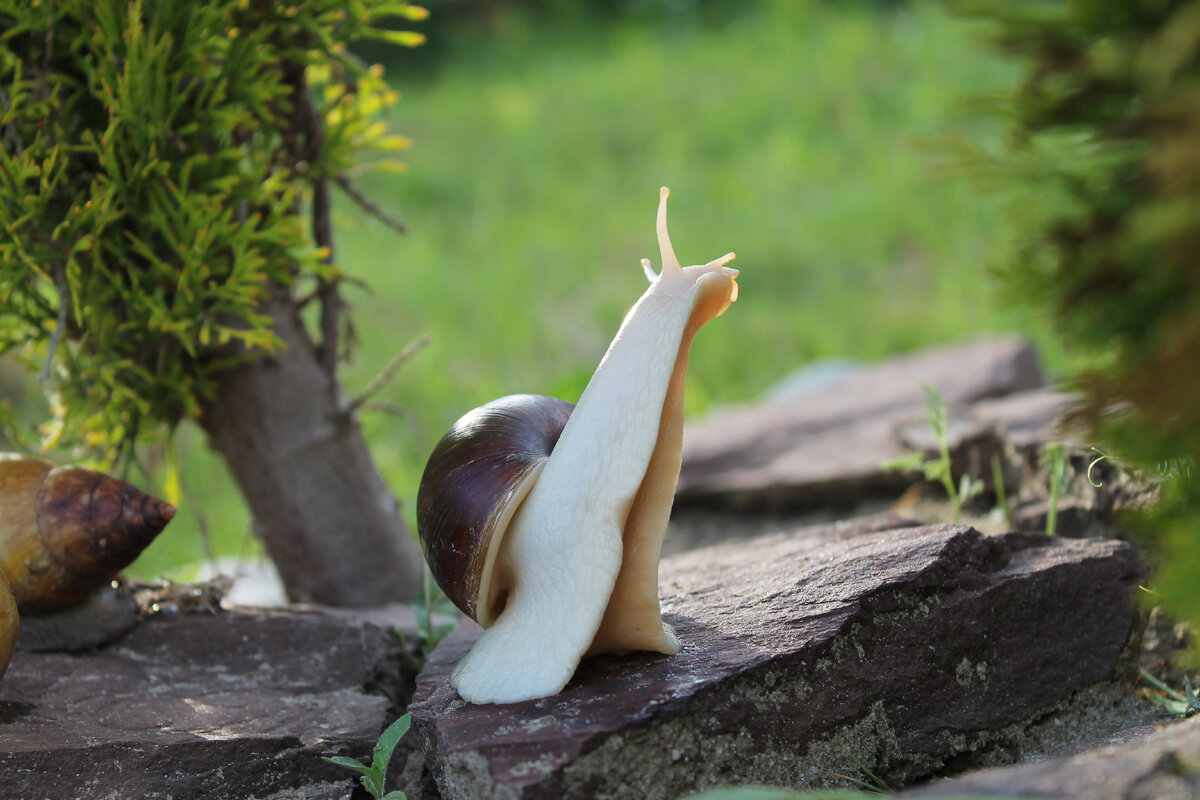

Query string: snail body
[418,188,738,704]
[15,581,141,652]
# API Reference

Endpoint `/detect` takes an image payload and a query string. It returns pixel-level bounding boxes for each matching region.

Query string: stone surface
[676,336,1046,510]
[900,716,1200,799]
[0,605,418,800]
[969,386,1080,452]
[407,520,1147,800]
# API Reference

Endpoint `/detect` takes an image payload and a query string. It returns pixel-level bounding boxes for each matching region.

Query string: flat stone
[899,716,1200,799]
[407,522,1146,800]
[0,605,418,800]
[663,509,919,558]
[677,336,1045,509]
[969,386,1079,452]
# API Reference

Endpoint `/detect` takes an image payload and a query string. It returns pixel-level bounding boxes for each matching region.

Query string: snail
[0,453,175,662]
[0,573,15,680]
[417,187,738,704]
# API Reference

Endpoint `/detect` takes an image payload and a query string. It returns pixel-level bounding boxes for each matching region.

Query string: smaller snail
[0,454,175,662]
[418,188,738,704]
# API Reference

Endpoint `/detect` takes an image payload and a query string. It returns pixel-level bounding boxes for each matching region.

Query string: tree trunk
[199,283,423,606]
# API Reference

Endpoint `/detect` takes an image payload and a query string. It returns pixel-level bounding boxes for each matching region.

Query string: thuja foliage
[0,0,424,464]
[965,0,1200,646]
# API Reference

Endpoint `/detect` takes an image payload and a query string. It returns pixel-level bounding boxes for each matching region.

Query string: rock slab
[0,606,415,800]
[677,336,1049,509]
[901,716,1200,799]
[408,521,1146,800]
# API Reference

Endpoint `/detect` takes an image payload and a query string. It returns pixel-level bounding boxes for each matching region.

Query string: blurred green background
[103,0,1060,581]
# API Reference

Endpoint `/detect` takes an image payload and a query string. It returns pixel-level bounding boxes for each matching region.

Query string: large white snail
[417,187,738,704]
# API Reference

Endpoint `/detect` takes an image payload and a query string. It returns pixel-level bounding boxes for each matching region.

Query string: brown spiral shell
[416,394,574,625]
[0,455,176,613]
[0,574,16,680]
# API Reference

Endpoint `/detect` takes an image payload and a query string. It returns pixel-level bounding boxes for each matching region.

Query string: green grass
[127,1,1047,581]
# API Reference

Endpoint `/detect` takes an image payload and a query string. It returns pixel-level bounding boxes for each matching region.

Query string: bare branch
[311,174,340,376]
[334,173,408,234]
[354,399,408,417]
[346,333,431,416]
[294,274,368,311]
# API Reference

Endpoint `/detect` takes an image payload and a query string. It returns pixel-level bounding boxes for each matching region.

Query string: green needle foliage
[962,0,1200,654]
[0,0,423,465]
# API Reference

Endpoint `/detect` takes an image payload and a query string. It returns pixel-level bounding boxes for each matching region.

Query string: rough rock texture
[676,336,1047,510]
[0,605,419,800]
[901,716,1200,799]
[968,386,1079,453]
[407,520,1147,800]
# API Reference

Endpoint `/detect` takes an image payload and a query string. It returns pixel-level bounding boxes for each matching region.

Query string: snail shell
[418,394,574,626]
[0,575,16,680]
[0,454,176,613]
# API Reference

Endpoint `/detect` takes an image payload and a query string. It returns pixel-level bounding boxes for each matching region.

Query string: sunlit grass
[129,1,1046,579]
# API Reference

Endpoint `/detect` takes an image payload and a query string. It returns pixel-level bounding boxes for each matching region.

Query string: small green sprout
[990,454,1014,530]
[411,569,457,654]
[1138,669,1200,718]
[822,751,890,794]
[323,713,412,799]
[395,571,457,670]
[1039,442,1068,536]
[882,383,982,523]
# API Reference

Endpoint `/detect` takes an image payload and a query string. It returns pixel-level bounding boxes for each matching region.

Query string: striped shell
[416,395,573,625]
[0,455,175,613]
